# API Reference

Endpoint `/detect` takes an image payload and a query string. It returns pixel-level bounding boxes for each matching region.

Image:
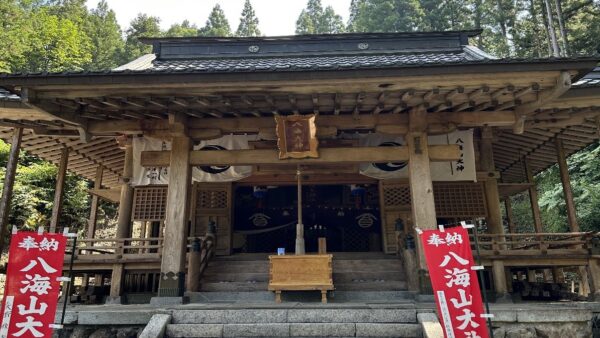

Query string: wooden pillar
[407,107,437,294]
[524,158,544,233]
[504,197,516,233]
[480,127,510,301]
[587,260,600,300]
[552,267,565,283]
[108,139,134,302]
[115,143,134,240]
[527,269,537,282]
[555,138,579,232]
[156,136,192,299]
[87,166,103,239]
[49,147,69,233]
[480,127,504,235]
[0,128,22,254]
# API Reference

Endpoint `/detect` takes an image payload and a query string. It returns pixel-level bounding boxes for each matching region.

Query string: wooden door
[191,182,233,256]
[379,180,412,254]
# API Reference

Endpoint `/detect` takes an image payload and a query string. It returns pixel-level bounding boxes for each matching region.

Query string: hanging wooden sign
[275,114,318,159]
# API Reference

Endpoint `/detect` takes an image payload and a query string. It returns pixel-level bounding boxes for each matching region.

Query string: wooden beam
[22,88,91,142]
[88,111,517,136]
[141,145,460,167]
[0,128,22,253]
[555,138,579,232]
[50,147,69,232]
[514,72,571,134]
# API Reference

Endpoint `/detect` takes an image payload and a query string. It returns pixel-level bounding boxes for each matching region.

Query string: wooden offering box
[268,254,334,303]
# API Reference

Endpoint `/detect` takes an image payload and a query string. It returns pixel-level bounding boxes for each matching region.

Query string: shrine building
[0,30,599,313]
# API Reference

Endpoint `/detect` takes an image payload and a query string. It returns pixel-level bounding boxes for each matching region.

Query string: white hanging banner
[347,129,476,181]
[132,135,257,186]
[132,136,170,186]
[192,134,257,182]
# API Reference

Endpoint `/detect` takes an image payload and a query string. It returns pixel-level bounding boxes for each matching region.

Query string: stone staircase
[170,252,418,337]
[164,305,421,337]
[192,252,409,299]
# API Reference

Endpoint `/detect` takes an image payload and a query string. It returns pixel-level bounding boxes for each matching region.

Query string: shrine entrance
[232,184,382,253]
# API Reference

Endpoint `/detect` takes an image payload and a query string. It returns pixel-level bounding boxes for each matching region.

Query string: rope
[234,221,297,235]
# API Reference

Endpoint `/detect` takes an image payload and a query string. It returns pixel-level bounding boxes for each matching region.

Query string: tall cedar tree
[236,0,261,37]
[199,4,232,37]
[296,0,345,34]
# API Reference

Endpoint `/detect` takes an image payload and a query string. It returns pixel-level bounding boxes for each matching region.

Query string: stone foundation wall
[491,308,592,338]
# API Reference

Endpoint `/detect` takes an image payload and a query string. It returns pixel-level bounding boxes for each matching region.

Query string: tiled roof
[573,66,600,88]
[149,51,480,73]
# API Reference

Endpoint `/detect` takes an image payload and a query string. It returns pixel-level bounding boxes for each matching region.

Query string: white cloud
[85,0,351,36]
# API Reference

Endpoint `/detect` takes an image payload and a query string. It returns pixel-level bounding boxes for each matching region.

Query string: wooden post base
[275,291,282,304]
[321,290,327,304]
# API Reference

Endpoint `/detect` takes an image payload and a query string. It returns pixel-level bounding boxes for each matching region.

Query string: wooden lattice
[433,183,487,218]
[196,190,228,209]
[383,185,411,207]
[132,186,167,221]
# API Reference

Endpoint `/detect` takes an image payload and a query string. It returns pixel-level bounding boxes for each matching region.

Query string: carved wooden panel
[191,182,233,256]
[433,182,487,218]
[132,186,167,221]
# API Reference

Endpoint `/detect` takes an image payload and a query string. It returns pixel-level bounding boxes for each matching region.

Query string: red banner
[0,231,67,337]
[419,226,489,338]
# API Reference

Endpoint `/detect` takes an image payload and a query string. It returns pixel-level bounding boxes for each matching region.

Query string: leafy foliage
[236,0,261,37]
[199,4,232,37]
[296,0,345,34]
[166,20,199,37]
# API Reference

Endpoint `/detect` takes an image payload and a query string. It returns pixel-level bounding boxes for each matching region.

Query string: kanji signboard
[419,226,489,338]
[1,231,67,337]
[275,114,318,159]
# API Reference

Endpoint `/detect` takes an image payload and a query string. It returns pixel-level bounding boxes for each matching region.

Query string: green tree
[20,8,92,72]
[296,0,345,34]
[346,0,424,33]
[0,0,29,72]
[199,4,232,37]
[236,0,261,37]
[166,20,199,37]
[84,0,124,70]
[122,13,161,62]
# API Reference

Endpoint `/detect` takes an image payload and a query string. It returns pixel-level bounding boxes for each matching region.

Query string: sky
[85,0,352,36]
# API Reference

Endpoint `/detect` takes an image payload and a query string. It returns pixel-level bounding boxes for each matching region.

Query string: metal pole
[295,166,305,255]
[471,223,494,338]
[61,236,77,326]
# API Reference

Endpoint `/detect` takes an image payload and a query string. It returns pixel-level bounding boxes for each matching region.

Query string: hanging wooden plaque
[275,114,319,159]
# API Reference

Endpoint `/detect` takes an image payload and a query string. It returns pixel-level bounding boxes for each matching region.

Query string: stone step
[335,280,407,291]
[166,323,421,337]
[200,282,269,292]
[199,279,407,292]
[202,272,269,283]
[171,308,417,324]
[201,271,405,283]
[333,271,405,283]
[186,290,415,303]
[205,259,402,272]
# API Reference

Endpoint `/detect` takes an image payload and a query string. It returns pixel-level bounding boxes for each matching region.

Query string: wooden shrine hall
[0,30,599,304]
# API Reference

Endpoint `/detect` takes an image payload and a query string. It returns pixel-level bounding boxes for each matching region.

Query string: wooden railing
[397,231,599,258]
[66,237,163,262]
[472,232,597,255]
